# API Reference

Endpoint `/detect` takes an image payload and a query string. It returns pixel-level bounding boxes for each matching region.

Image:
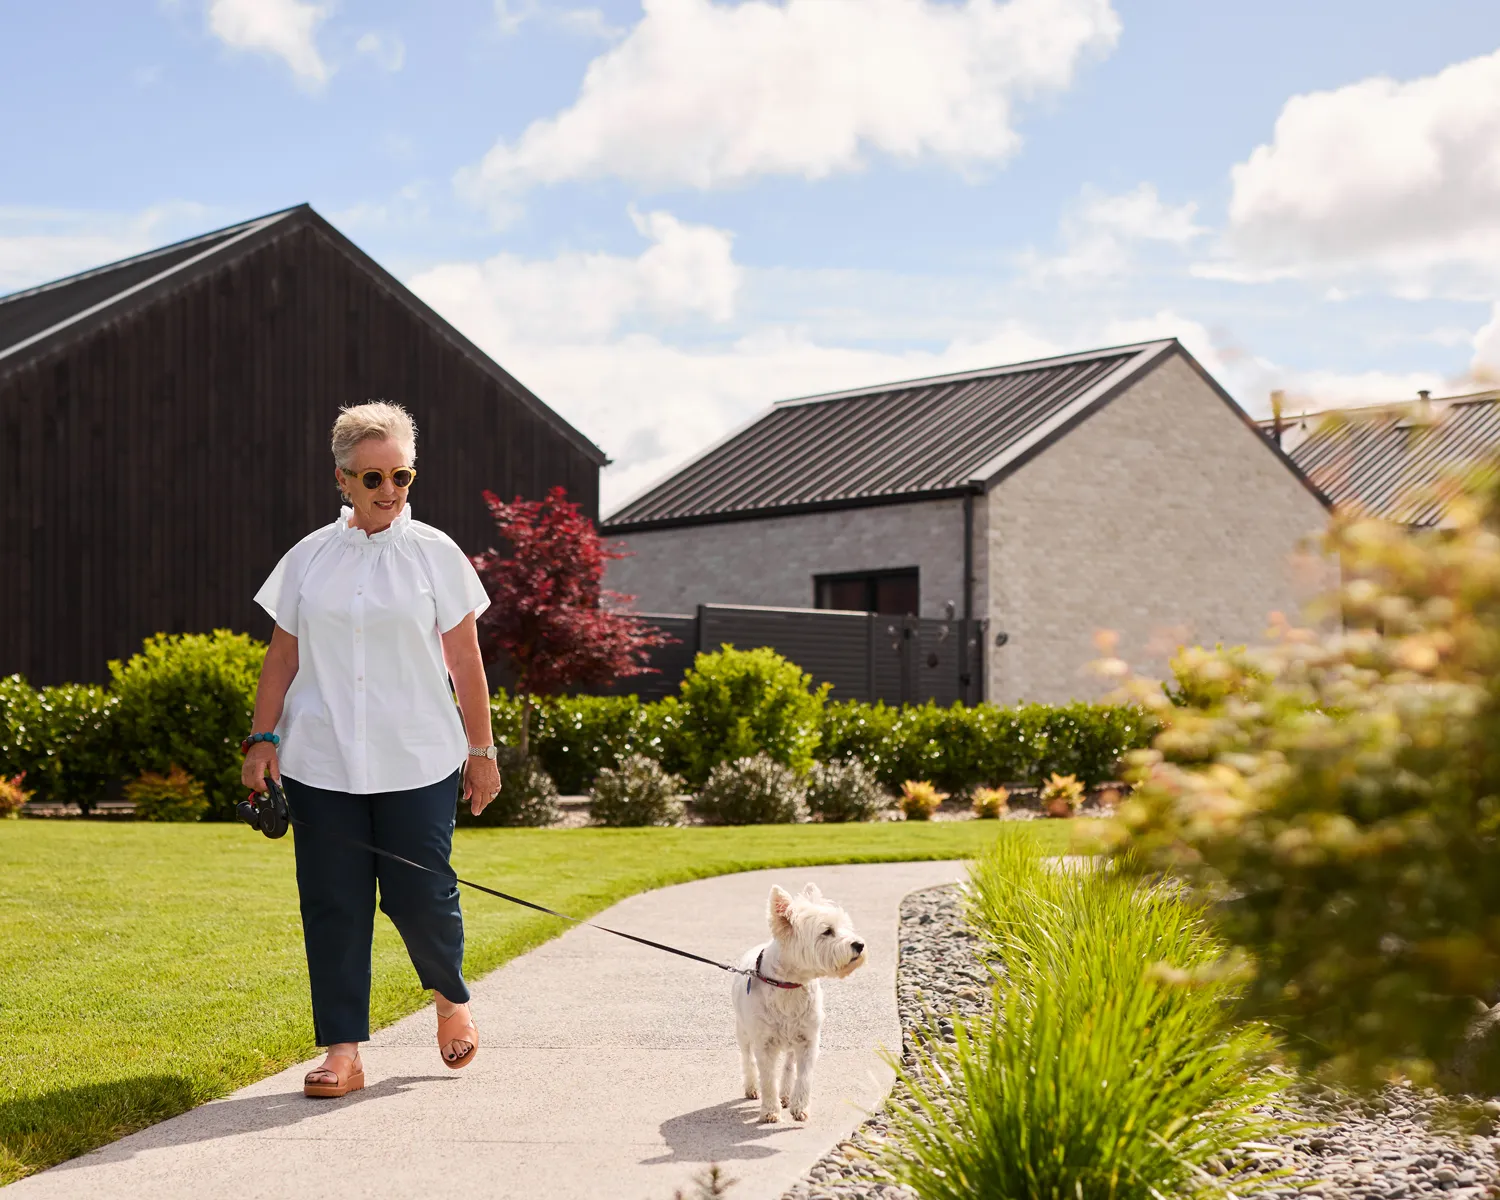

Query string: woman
[242,401,502,1099]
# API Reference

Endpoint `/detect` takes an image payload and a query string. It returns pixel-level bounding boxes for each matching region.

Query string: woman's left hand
[465,754,502,816]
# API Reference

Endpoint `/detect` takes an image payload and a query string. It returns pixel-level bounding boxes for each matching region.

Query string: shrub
[0,674,43,781]
[1039,771,1084,817]
[899,780,946,821]
[695,754,808,825]
[805,758,889,823]
[971,785,1009,819]
[109,631,264,821]
[1105,467,1500,1085]
[675,647,828,785]
[125,765,209,822]
[458,748,560,828]
[32,684,120,813]
[588,754,684,827]
[818,698,1149,792]
[885,838,1288,1200]
[0,772,30,818]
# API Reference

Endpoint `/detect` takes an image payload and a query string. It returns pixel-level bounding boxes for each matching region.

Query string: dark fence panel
[606,604,985,706]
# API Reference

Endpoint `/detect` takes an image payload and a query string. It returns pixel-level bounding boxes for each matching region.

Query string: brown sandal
[437,1004,479,1070]
[303,1051,365,1099]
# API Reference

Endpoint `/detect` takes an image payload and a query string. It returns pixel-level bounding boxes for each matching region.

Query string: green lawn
[0,818,1073,1183]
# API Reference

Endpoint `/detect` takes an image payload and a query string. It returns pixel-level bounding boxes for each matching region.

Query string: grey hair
[331,401,417,470]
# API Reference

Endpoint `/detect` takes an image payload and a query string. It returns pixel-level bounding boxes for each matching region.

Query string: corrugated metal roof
[0,204,609,466]
[0,211,293,361]
[1286,393,1500,525]
[604,340,1179,531]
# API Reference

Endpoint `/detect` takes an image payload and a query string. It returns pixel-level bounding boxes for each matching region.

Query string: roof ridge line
[772,339,1178,409]
[0,210,297,367]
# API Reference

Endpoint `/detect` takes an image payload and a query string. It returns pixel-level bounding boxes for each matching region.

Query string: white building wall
[607,498,977,619]
[985,351,1335,705]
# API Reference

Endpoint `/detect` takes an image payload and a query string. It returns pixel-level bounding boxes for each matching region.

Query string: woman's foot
[434,992,478,1068]
[304,1044,365,1098]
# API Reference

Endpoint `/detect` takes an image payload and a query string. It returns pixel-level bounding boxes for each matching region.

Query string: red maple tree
[471,486,671,758]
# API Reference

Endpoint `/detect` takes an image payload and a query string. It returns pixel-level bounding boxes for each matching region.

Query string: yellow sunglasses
[342,466,417,490]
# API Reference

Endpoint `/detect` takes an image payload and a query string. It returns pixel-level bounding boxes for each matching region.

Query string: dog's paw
[790,1106,810,1122]
[780,1094,788,1108]
[744,1085,759,1100]
[758,1109,781,1124]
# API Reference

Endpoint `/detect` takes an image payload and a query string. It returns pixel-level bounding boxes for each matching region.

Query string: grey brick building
[603,340,1333,705]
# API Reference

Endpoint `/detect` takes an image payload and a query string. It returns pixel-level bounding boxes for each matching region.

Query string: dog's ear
[768,885,795,937]
[801,882,823,902]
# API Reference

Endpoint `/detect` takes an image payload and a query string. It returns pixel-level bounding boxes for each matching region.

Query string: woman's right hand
[242,742,281,792]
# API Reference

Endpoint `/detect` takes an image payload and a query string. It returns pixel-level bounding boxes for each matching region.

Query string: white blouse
[254,505,490,795]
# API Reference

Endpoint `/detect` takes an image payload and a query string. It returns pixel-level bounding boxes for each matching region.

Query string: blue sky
[5,0,1500,510]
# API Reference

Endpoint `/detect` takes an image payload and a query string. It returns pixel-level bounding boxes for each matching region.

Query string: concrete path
[6,860,967,1200]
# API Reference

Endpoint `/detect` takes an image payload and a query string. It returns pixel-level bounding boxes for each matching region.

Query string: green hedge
[492,690,1148,795]
[3,638,1149,814]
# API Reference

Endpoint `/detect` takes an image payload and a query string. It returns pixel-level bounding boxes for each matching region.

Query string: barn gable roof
[0,204,608,466]
[1279,391,1500,526]
[605,339,1322,532]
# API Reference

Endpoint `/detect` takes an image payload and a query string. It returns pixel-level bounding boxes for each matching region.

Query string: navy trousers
[284,769,470,1046]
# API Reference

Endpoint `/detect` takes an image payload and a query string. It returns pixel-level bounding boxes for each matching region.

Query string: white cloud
[0,204,212,295]
[355,31,405,72]
[460,0,1120,215]
[409,208,741,345]
[207,0,330,85]
[1471,303,1500,386]
[1206,48,1500,295]
[1024,182,1204,281]
[495,1,623,40]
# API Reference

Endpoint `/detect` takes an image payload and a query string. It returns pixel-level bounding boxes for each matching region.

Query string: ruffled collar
[338,504,412,546]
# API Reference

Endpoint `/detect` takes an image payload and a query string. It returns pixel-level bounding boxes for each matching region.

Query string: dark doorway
[814,568,920,616]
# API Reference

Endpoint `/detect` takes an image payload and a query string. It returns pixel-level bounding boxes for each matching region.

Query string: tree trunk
[519,694,532,761]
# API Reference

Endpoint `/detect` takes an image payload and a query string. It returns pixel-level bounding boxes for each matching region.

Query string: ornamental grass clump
[970,785,1009,819]
[1039,771,1085,817]
[1099,463,1500,1087]
[884,837,1290,1200]
[588,754,684,827]
[694,754,808,825]
[805,758,889,822]
[125,765,208,822]
[0,772,29,818]
[898,780,946,821]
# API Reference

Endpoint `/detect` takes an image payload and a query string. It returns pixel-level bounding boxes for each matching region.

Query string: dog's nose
[851,940,865,956]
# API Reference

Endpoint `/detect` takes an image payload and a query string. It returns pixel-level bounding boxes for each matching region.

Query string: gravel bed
[780,885,1500,1200]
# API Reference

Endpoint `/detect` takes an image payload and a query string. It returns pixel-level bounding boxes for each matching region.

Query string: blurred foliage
[124,766,208,822]
[899,780,946,821]
[1039,772,1085,817]
[1104,468,1500,1086]
[0,773,29,818]
[971,785,1009,819]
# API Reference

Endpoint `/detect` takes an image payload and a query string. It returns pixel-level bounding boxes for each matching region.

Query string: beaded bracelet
[240,731,281,755]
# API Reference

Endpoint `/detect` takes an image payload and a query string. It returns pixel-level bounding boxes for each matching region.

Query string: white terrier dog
[732,882,866,1123]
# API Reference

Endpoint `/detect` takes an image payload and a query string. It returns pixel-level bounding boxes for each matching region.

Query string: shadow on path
[39,1074,456,1173]
[642,1098,797,1165]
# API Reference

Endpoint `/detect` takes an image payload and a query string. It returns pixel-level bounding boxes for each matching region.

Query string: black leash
[239,779,801,989]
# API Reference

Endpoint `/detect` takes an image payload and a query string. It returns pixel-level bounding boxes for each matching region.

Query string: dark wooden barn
[0,204,607,685]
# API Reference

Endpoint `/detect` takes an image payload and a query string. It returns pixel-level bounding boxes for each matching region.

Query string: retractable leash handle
[237,775,290,839]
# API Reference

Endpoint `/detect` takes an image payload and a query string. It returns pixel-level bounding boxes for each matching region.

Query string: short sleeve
[427,539,491,633]
[254,548,303,636]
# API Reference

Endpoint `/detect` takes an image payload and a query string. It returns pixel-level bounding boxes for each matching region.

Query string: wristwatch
[468,744,498,760]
